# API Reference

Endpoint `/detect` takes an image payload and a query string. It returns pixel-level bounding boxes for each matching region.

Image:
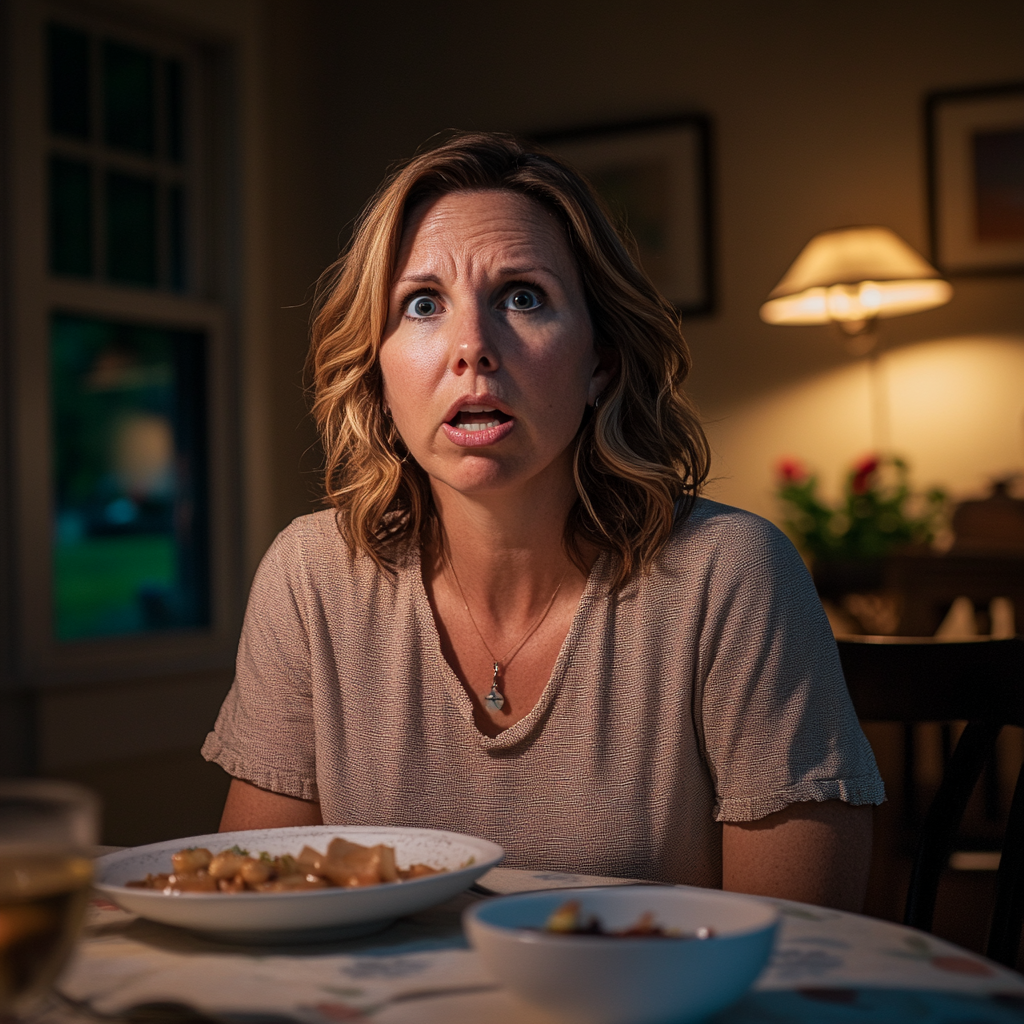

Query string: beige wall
[320,0,1024,521]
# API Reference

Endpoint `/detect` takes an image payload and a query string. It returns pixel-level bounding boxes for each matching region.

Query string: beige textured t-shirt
[203,499,883,886]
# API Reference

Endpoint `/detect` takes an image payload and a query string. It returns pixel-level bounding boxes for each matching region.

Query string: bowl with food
[96,825,503,943]
[463,885,778,1024]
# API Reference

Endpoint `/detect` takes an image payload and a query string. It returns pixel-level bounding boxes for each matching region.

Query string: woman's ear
[588,347,620,406]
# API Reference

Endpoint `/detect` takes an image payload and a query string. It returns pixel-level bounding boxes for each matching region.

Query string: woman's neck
[426,474,588,620]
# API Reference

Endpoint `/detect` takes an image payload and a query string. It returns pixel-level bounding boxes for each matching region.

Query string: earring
[593,392,602,410]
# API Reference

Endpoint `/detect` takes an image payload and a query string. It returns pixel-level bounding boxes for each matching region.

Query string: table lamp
[759,226,953,451]
[759,226,952,344]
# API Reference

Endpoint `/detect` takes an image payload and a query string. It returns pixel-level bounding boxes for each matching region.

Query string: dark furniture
[837,635,1024,967]
[884,553,1024,636]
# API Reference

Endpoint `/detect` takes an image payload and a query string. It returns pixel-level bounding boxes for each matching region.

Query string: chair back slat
[989,763,1024,966]
[838,637,1024,725]
[903,720,1001,932]
[836,635,1024,968]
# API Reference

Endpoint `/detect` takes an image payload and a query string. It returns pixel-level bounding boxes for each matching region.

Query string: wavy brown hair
[308,131,710,587]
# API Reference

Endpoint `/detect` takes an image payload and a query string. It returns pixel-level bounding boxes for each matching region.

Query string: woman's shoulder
[261,509,414,587]
[643,497,810,599]
[265,508,345,565]
[650,498,821,623]
[670,497,797,561]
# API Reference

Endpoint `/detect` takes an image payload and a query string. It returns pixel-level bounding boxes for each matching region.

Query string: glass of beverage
[0,780,99,1022]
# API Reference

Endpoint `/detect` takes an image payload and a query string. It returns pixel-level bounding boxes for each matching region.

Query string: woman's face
[380,189,614,501]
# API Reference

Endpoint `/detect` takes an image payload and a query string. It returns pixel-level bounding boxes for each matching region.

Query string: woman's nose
[448,303,500,376]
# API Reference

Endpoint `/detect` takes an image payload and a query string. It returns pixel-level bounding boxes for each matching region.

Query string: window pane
[51,313,209,641]
[106,172,157,285]
[165,59,184,162]
[168,185,186,291]
[48,23,91,140]
[102,40,155,154]
[50,157,93,276]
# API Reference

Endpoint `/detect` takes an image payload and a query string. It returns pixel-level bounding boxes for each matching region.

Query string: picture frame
[926,82,1024,275]
[532,114,715,316]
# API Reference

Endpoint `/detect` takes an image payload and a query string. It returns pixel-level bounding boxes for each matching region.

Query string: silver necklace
[446,559,569,712]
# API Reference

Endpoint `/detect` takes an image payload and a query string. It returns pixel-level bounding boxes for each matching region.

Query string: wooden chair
[836,635,1024,967]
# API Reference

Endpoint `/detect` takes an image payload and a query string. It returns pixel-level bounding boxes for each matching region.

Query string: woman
[203,132,883,910]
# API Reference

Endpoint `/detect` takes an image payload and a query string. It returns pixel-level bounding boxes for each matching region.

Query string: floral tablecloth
[58,868,1024,1023]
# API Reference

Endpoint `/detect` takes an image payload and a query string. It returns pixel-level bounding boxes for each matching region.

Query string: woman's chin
[428,454,578,507]
[431,466,521,498]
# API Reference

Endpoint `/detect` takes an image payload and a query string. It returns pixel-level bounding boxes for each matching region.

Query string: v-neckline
[410,543,611,750]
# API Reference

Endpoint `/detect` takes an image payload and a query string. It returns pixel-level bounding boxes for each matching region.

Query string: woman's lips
[442,417,515,447]
[440,402,515,448]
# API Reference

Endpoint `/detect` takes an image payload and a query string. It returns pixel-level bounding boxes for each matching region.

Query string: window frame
[4,0,242,687]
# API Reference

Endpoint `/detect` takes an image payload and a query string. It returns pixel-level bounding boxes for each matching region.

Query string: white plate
[95,825,504,943]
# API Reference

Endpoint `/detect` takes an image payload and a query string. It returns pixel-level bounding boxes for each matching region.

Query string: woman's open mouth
[442,406,515,447]
[448,407,511,432]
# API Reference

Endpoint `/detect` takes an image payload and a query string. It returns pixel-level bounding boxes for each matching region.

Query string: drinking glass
[0,780,99,1022]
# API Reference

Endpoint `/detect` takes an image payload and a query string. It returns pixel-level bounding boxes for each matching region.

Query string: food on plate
[126,837,445,894]
[541,899,714,940]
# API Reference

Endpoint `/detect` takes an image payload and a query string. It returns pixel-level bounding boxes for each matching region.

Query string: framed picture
[532,114,715,315]
[926,82,1024,275]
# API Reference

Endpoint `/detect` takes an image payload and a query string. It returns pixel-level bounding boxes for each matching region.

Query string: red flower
[851,455,880,494]
[777,457,807,483]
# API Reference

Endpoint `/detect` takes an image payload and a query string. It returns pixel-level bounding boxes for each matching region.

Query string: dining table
[51,865,1024,1024]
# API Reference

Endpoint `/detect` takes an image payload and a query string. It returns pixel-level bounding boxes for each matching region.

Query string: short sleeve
[201,527,318,801]
[694,514,885,822]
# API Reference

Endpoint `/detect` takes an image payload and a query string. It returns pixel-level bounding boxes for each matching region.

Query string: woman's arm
[218,778,323,831]
[722,800,873,912]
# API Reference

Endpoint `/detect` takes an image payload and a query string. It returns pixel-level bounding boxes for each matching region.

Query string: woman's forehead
[393,190,575,283]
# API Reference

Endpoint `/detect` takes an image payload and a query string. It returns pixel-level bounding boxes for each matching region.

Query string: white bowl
[464,886,777,1024]
[96,825,503,943]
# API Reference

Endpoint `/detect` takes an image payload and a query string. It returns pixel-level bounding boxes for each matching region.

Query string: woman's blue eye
[503,288,541,311]
[406,295,439,318]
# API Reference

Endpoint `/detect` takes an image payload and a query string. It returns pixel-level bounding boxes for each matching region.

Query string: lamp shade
[760,226,952,327]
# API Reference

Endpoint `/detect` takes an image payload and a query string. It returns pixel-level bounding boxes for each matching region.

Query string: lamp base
[836,317,879,354]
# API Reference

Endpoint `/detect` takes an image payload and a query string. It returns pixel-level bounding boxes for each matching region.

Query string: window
[51,313,209,641]
[5,1,239,682]
[47,23,191,291]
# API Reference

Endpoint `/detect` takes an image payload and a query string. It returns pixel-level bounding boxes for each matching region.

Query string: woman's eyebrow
[394,273,443,288]
[498,264,564,284]
[392,265,567,295]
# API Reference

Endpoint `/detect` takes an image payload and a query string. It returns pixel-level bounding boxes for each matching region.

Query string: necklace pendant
[484,661,505,711]
[446,561,567,717]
